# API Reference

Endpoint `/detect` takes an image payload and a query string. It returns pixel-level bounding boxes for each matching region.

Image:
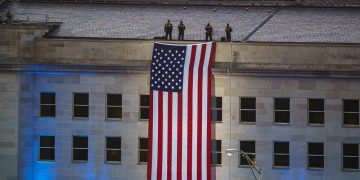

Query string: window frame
[308,98,325,126]
[342,143,359,171]
[239,97,256,124]
[38,135,55,162]
[273,97,290,125]
[211,139,222,166]
[105,136,122,163]
[307,142,324,170]
[211,96,223,123]
[106,93,123,120]
[343,99,360,127]
[72,135,88,162]
[40,92,56,118]
[139,94,150,121]
[273,141,290,168]
[239,140,256,167]
[72,93,89,119]
[138,137,148,164]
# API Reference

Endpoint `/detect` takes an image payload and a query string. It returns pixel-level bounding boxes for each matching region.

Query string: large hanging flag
[147,42,216,180]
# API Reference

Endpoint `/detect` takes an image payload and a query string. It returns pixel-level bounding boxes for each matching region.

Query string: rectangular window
[308,99,324,125]
[343,100,359,126]
[73,93,89,118]
[211,139,222,165]
[274,98,290,124]
[140,95,150,120]
[106,137,121,162]
[273,141,289,167]
[308,143,324,169]
[239,141,256,166]
[240,97,256,123]
[139,138,148,163]
[40,93,55,117]
[343,143,359,170]
[39,136,55,161]
[73,136,88,161]
[106,94,122,119]
[211,97,222,122]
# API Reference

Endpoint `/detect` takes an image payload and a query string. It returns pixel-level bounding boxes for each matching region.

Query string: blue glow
[36,117,56,121]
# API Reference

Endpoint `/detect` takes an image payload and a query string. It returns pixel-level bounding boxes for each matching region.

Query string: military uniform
[178,21,186,41]
[164,20,173,40]
[205,23,213,41]
[225,24,233,42]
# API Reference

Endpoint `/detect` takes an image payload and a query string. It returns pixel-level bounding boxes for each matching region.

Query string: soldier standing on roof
[178,21,186,41]
[205,23,213,41]
[164,20,173,40]
[225,23,233,42]
[5,9,12,24]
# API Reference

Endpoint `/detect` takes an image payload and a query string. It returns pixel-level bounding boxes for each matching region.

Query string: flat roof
[5,2,360,43]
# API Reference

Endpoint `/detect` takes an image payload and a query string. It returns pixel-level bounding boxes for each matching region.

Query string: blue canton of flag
[150,43,187,92]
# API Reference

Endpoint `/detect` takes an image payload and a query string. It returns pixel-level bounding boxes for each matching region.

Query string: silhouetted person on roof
[178,21,186,41]
[225,23,233,42]
[164,20,173,40]
[5,9,12,24]
[205,23,213,41]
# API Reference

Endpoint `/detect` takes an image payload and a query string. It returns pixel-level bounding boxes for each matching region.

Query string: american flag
[147,42,216,180]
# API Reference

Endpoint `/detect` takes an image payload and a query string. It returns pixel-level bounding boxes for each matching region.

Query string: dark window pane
[40,148,55,160]
[73,149,88,161]
[140,138,148,149]
[240,154,256,166]
[41,105,55,117]
[216,140,221,151]
[211,140,221,151]
[344,113,359,125]
[73,137,88,148]
[140,95,150,106]
[74,93,89,105]
[211,152,222,164]
[309,99,324,111]
[344,100,359,112]
[241,98,255,109]
[107,94,122,106]
[211,110,222,122]
[140,151,148,162]
[107,150,121,162]
[308,156,324,168]
[275,111,290,123]
[274,142,289,153]
[74,106,89,118]
[40,136,55,147]
[106,137,121,149]
[41,93,55,104]
[343,144,358,156]
[216,97,222,108]
[107,107,122,119]
[308,143,323,155]
[343,157,359,169]
[240,141,255,153]
[241,110,256,122]
[309,112,324,124]
[140,108,149,119]
[274,155,289,167]
[275,98,289,110]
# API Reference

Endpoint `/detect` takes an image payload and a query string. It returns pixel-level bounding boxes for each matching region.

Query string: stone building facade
[0,24,360,180]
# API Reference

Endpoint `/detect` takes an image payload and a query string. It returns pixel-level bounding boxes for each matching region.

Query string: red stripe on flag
[167,93,173,180]
[197,44,207,179]
[207,43,216,180]
[187,45,197,180]
[157,91,163,180]
[177,92,183,180]
[147,90,154,180]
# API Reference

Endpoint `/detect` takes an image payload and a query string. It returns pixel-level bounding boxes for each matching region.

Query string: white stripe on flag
[171,93,178,180]
[162,92,169,180]
[151,91,159,180]
[201,43,212,180]
[182,45,192,180]
[192,44,202,179]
